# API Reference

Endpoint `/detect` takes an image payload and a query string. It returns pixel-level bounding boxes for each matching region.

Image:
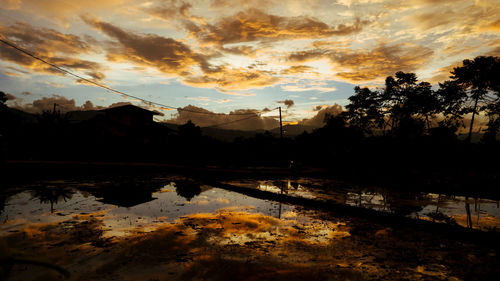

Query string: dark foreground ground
[1,162,499,280]
[2,198,499,281]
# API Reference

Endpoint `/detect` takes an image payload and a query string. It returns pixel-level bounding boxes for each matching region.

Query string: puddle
[1,179,317,238]
[224,179,500,231]
[1,177,500,280]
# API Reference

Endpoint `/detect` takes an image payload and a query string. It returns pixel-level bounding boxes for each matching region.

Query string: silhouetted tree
[449,56,500,141]
[346,72,439,138]
[436,80,468,130]
[345,86,385,135]
[383,72,438,136]
[482,100,500,143]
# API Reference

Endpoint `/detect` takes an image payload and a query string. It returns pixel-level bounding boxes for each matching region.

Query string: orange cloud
[82,16,281,91]
[185,9,369,45]
[287,43,433,83]
[3,0,130,23]
[183,67,280,90]
[82,15,210,75]
[280,65,315,75]
[0,22,105,80]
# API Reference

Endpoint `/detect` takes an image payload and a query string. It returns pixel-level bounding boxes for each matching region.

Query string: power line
[0,36,263,116]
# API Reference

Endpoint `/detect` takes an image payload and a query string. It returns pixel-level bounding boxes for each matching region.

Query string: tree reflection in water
[32,186,74,213]
[175,181,202,201]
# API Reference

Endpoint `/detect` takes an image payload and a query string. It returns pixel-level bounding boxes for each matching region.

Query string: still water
[1,176,499,236]
[2,176,500,280]
[0,177,325,238]
[226,179,500,231]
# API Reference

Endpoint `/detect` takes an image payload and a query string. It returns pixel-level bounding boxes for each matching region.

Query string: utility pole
[279,106,283,141]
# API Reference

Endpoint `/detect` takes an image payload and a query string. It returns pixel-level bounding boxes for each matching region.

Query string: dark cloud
[220,45,257,56]
[10,95,106,113]
[82,16,279,90]
[8,94,145,114]
[0,22,105,81]
[313,105,327,111]
[300,104,343,127]
[82,15,212,75]
[166,105,279,131]
[277,99,294,108]
[287,43,434,82]
[287,50,328,62]
[185,9,369,45]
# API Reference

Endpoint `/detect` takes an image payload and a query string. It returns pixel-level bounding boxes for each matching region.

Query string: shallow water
[0,179,316,238]
[2,177,500,280]
[1,177,499,239]
[224,179,500,231]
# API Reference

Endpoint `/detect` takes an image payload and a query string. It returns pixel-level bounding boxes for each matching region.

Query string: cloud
[166,105,279,131]
[220,45,257,56]
[331,43,434,82]
[0,0,21,10]
[82,16,281,91]
[5,93,16,100]
[185,9,369,45]
[215,88,256,96]
[8,94,147,114]
[82,15,211,76]
[277,99,295,108]
[144,0,206,25]
[281,81,336,93]
[428,61,463,83]
[287,43,434,83]
[2,71,24,77]
[300,104,343,127]
[2,0,130,23]
[280,65,315,75]
[287,50,328,62]
[9,95,104,113]
[483,19,500,32]
[183,67,280,90]
[0,22,105,81]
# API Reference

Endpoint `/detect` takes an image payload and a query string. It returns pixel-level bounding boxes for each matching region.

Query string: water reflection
[224,179,500,231]
[32,186,74,213]
[0,179,298,237]
[1,177,500,237]
[1,177,500,280]
[174,180,203,201]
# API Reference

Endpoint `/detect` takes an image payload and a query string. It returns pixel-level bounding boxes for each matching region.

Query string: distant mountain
[161,122,319,141]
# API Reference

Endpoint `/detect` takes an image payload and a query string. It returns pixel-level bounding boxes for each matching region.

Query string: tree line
[342,56,499,143]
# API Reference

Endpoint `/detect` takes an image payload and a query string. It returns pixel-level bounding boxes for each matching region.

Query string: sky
[1,0,499,129]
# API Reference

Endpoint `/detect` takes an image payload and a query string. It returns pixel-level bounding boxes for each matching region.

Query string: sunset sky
[1,0,499,127]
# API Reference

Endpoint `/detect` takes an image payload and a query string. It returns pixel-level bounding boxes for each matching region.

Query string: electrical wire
[0,36,264,116]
